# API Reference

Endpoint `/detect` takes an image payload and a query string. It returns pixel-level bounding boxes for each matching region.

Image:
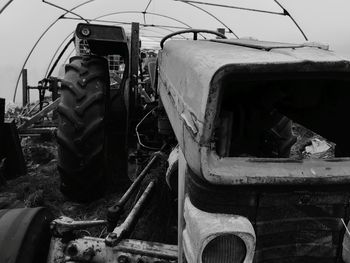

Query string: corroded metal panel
[183,196,255,263]
[201,147,350,185]
[158,39,350,184]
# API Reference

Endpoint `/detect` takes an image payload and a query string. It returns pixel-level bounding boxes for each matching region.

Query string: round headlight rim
[201,233,248,263]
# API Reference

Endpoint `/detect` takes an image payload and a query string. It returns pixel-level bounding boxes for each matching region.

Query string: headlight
[183,196,255,263]
[202,234,246,263]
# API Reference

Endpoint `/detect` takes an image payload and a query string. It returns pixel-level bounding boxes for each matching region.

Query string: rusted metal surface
[47,238,65,263]
[107,147,165,228]
[18,127,57,136]
[159,39,349,131]
[50,236,177,263]
[201,149,350,185]
[182,196,255,263]
[254,190,348,262]
[158,39,350,185]
[159,39,350,135]
[50,216,107,236]
[18,98,60,130]
[211,38,329,51]
[106,181,155,246]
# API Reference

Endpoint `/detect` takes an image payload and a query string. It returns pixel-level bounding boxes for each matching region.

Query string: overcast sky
[0,0,349,104]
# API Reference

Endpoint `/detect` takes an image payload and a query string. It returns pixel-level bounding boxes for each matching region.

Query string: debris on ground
[303,138,332,158]
[0,110,338,245]
[290,122,335,159]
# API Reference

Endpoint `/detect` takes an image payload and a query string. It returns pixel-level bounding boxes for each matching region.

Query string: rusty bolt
[118,255,129,263]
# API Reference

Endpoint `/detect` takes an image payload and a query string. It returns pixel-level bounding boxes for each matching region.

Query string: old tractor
[2,22,350,263]
[158,31,350,262]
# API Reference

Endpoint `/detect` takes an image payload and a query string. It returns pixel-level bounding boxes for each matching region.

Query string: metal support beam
[106,181,155,246]
[0,98,4,126]
[22,69,29,107]
[0,98,5,160]
[107,146,166,229]
[18,98,60,130]
[129,22,140,117]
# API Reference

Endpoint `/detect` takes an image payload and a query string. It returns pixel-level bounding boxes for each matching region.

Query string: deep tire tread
[75,92,104,116]
[57,104,84,130]
[60,79,86,101]
[75,117,103,146]
[56,130,81,157]
[78,72,103,87]
[57,55,109,202]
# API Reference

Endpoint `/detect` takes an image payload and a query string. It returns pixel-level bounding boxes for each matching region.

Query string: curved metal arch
[140,27,183,39]
[92,11,188,38]
[93,11,211,39]
[273,0,308,41]
[46,27,174,77]
[176,0,308,41]
[184,2,238,38]
[44,14,187,78]
[13,0,94,102]
[62,46,77,66]
[93,11,193,30]
[45,32,75,78]
[13,0,247,101]
[46,27,173,77]
[42,0,89,23]
[0,0,13,15]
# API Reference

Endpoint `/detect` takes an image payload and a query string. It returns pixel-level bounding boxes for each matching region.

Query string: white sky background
[0,0,349,104]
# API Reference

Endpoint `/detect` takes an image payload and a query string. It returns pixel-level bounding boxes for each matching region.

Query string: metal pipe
[13,2,217,99]
[174,0,284,16]
[94,11,193,30]
[45,32,74,77]
[107,144,166,228]
[273,0,308,41]
[144,0,153,13]
[92,11,208,39]
[0,0,13,15]
[182,2,238,38]
[13,0,94,102]
[106,181,155,246]
[45,24,180,78]
[42,0,89,23]
[46,36,74,78]
[61,17,188,30]
[175,0,308,41]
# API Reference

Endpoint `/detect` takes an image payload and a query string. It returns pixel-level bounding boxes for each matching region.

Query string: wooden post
[0,98,5,159]
[22,69,29,107]
[0,98,4,125]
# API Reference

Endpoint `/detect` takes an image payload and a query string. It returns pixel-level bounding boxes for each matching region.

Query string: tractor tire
[0,208,53,263]
[57,55,109,202]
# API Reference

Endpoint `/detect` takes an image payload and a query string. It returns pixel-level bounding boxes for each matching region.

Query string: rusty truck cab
[158,37,350,263]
